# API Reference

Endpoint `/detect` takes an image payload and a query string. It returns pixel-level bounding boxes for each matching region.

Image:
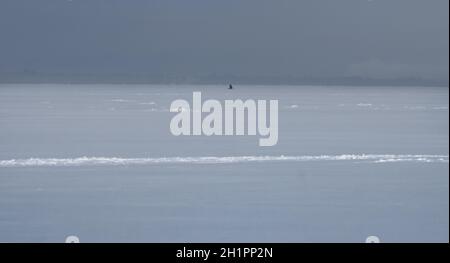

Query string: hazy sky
[0,0,448,81]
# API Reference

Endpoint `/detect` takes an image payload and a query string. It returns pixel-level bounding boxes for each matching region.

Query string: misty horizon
[0,0,448,86]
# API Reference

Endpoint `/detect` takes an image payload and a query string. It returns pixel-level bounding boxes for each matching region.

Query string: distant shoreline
[0,76,448,88]
[0,83,448,89]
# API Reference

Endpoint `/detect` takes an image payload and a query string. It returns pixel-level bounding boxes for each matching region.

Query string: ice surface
[0,84,448,242]
[0,154,448,167]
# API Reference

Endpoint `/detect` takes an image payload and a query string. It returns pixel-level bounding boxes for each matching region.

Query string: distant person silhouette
[228,84,233,90]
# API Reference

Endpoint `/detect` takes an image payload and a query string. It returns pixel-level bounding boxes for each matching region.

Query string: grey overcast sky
[0,0,448,83]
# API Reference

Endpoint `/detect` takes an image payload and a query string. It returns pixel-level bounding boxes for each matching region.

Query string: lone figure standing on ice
[228,84,233,90]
